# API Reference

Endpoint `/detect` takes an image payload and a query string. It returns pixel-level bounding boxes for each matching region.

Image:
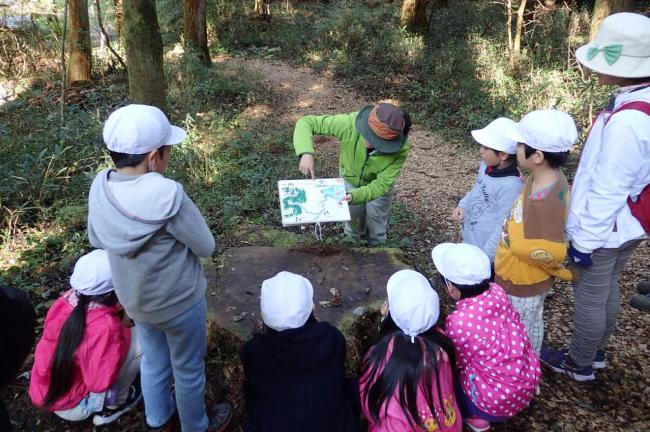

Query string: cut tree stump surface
[206,245,408,339]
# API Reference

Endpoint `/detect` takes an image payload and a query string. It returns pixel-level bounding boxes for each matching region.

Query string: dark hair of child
[489,149,517,166]
[523,144,570,169]
[108,146,168,169]
[43,291,119,408]
[438,274,491,300]
[361,314,456,430]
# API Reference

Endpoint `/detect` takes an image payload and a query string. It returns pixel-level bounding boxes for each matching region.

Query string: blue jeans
[136,299,208,432]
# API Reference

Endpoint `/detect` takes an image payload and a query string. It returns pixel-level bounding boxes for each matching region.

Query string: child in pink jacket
[432,243,540,432]
[29,250,142,426]
[360,270,462,432]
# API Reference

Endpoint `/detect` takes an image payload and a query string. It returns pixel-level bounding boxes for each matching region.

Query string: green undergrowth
[0,50,295,293]
[200,0,617,144]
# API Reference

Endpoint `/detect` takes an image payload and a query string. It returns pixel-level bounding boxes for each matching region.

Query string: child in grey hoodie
[88,104,231,432]
[451,118,523,261]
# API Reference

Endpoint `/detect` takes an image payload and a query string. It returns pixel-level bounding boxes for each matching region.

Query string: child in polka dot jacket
[432,243,540,432]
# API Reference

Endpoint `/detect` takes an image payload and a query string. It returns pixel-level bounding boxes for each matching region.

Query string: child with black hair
[452,118,523,261]
[433,243,540,432]
[29,250,142,426]
[88,104,231,432]
[494,109,577,356]
[360,269,461,432]
[240,271,358,432]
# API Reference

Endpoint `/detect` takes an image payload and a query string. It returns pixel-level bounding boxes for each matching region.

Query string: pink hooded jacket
[29,290,130,411]
[360,338,462,432]
[445,283,540,418]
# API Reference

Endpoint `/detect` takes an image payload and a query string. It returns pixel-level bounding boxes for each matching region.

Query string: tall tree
[123,0,166,109]
[67,0,92,85]
[254,0,269,17]
[590,0,635,40]
[505,0,527,70]
[114,0,124,46]
[401,0,428,34]
[184,0,211,66]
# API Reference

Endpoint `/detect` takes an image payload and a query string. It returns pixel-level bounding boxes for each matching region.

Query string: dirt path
[215,56,477,242]
[216,57,650,432]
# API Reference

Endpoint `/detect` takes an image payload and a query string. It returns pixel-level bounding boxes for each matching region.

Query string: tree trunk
[123,0,166,110]
[510,0,527,70]
[401,0,428,34]
[66,0,92,86]
[590,0,635,40]
[254,0,269,17]
[114,0,124,46]
[184,0,211,66]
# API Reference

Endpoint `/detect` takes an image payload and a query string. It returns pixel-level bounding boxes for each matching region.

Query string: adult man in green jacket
[293,103,411,246]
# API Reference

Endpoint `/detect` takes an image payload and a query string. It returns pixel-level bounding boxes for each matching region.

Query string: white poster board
[278,178,351,226]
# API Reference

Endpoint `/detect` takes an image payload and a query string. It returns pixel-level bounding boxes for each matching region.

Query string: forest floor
[3,55,650,432]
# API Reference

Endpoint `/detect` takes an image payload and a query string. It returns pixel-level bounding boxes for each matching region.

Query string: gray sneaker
[630,293,650,312]
[637,280,650,295]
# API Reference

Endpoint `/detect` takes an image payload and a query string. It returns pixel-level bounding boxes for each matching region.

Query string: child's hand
[451,206,464,222]
[380,301,389,317]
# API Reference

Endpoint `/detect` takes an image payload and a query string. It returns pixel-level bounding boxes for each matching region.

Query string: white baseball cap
[70,249,114,296]
[103,104,187,154]
[576,13,650,79]
[261,271,314,331]
[470,117,519,154]
[387,269,440,342]
[431,243,491,286]
[505,109,577,153]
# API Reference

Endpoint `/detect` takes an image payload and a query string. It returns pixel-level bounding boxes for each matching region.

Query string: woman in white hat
[542,12,650,382]
[359,269,462,432]
[29,250,142,426]
[451,117,524,261]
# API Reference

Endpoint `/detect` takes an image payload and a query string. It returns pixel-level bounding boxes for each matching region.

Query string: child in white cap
[542,13,650,381]
[494,109,577,356]
[29,250,142,426]
[359,269,462,432]
[240,271,359,432]
[452,118,523,261]
[433,243,540,432]
[88,104,231,431]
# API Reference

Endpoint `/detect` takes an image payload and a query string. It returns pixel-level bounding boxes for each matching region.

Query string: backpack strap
[609,100,650,119]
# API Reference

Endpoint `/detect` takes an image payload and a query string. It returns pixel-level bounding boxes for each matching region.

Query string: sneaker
[592,349,607,369]
[149,412,180,432]
[540,347,595,382]
[637,280,650,295]
[630,293,650,312]
[206,402,232,432]
[464,417,491,432]
[92,385,142,426]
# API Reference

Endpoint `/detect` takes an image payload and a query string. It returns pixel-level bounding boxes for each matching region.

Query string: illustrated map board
[278,178,351,226]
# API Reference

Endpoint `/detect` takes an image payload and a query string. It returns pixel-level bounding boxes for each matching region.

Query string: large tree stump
[206,246,409,340]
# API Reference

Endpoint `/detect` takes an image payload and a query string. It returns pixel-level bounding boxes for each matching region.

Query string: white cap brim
[471,129,516,154]
[431,243,454,281]
[576,43,650,79]
[166,125,187,146]
[502,128,527,145]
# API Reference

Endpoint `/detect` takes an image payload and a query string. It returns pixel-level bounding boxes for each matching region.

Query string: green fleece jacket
[293,112,409,204]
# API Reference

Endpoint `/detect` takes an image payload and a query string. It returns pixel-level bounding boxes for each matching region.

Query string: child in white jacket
[451,118,523,261]
[541,12,650,382]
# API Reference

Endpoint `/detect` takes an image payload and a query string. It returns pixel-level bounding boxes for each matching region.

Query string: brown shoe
[149,412,180,432]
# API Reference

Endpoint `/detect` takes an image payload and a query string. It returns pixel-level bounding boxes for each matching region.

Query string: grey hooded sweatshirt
[88,169,215,323]
[459,162,523,261]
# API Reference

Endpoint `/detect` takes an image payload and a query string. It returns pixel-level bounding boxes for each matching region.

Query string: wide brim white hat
[431,243,491,286]
[103,104,187,154]
[386,269,439,341]
[504,109,577,153]
[261,271,314,332]
[70,249,114,296]
[575,13,650,79]
[470,117,519,154]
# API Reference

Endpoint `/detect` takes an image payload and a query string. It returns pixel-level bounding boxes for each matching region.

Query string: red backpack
[606,101,650,232]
